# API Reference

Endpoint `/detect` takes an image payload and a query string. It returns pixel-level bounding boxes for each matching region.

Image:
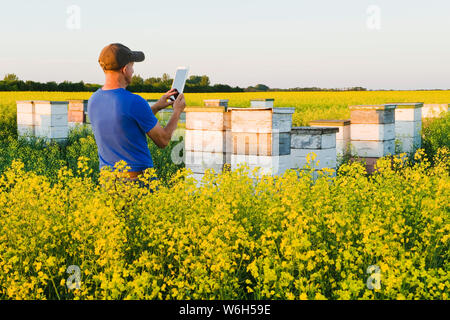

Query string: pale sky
[1,0,450,90]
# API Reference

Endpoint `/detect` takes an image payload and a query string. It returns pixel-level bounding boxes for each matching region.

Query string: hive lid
[33,101,68,104]
[309,119,351,126]
[349,104,396,110]
[228,107,295,114]
[203,99,229,102]
[273,107,295,114]
[291,126,339,134]
[228,107,272,111]
[391,102,424,109]
[184,106,227,112]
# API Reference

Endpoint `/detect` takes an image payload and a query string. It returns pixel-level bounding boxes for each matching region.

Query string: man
[88,43,185,185]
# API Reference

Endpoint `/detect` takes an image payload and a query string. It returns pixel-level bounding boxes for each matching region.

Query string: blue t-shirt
[88,88,158,172]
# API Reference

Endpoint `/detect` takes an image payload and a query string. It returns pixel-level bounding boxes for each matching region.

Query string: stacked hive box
[291,127,339,178]
[394,103,422,154]
[250,99,274,108]
[421,104,449,119]
[229,107,294,176]
[68,100,88,129]
[349,104,396,173]
[17,101,69,142]
[34,101,69,141]
[204,99,229,108]
[16,101,35,138]
[184,102,231,184]
[309,119,351,160]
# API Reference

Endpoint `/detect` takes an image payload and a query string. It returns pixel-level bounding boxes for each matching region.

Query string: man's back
[88,88,158,172]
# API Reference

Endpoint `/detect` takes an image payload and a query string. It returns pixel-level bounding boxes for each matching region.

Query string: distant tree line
[127,74,244,93]
[0,73,367,92]
[0,74,101,92]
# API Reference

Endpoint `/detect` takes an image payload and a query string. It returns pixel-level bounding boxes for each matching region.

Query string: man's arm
[147,94,185,148]
[146,110,181,148]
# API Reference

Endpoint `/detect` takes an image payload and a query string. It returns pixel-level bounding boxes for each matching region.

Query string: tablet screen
[171,67,189,94]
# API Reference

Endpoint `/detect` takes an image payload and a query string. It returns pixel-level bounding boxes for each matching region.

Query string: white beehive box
[229,107,294,158]
[290,127,339,171]
[395,120,422,138]
[185,151,229,174]
[34,113,68,127]
[350,140,395,158]
[398,135,422,154]
[230,107,295,133]
[349,105,396,158]
[394,103,423,121]
[250,99,274,108]
[33,101,69,141]
[291,131,337,149]
[184,106,231,154]
[350,123,395,141]
[34,101,68,115]
[35,126,69,139]
[291,148,337,170]
[392,103,423,154]
[309,119,351,158]
[17,125,35,136]
[185,107,231,131]
[204,99,229,108]
[16,101,35,133]
[184,128,231,153]
[231,154,292,176]
[232,132,291,156]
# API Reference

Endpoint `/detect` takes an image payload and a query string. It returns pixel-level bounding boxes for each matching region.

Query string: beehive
[393,103,423,154]
[17,100,69,141]
[309,119,351,158]
[229,107,295,176]
[229,107,294,156]
[34,101,69,141]
[184,106,231,175]
[290,127,338,172]
[68,100,88,128]
[16,100,35,137]
[350,105,396,158]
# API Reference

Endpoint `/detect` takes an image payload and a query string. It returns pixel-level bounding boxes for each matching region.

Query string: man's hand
[152,88,179,112]
[173,93,186,114]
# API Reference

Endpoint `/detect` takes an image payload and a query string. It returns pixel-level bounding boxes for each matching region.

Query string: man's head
[98,43,145,86]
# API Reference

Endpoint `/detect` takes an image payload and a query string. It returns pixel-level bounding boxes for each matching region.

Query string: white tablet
[169,66,189,101]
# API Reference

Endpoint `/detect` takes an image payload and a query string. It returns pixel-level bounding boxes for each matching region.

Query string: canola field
[0,91,449,300]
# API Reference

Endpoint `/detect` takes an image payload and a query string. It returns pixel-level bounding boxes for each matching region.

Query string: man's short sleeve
[129,95,158,133]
